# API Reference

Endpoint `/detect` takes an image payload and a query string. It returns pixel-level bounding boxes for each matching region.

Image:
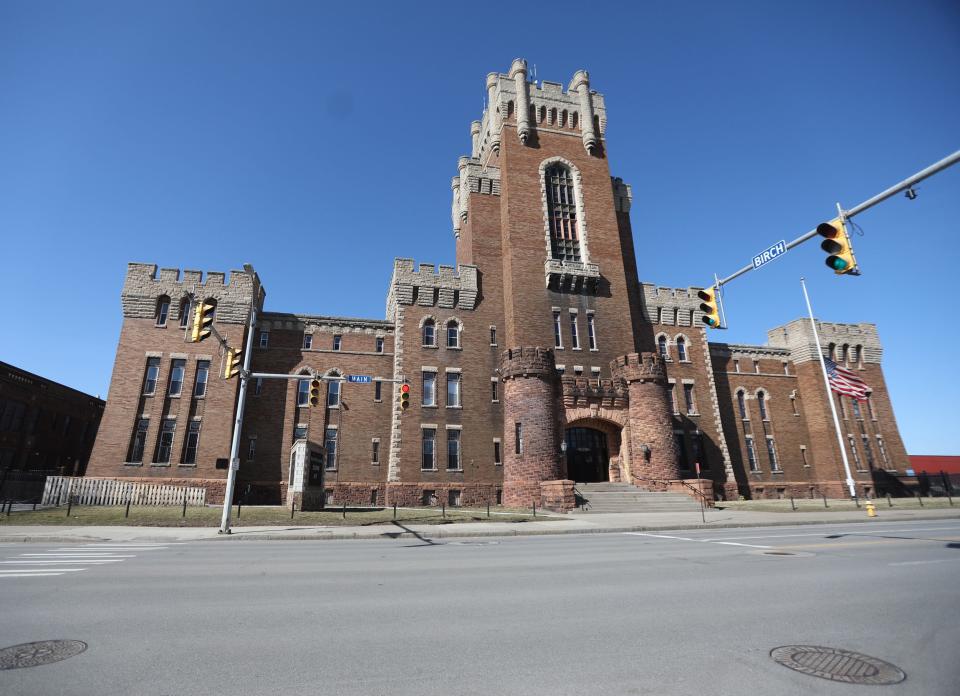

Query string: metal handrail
[630,475,712,506]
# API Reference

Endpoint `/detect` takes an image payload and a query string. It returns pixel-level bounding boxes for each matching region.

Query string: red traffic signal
[400,382,410,410]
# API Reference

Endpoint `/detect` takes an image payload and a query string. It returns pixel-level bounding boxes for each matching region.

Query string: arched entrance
[565,427,610,483]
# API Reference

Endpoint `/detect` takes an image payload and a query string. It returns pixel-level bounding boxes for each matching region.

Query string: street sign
[752,239,787,269]
[347,375,372,383]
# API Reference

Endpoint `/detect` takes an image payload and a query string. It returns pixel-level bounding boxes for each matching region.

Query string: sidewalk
[1,506,957,544]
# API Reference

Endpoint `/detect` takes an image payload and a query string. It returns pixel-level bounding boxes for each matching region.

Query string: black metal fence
[0,470,49,503]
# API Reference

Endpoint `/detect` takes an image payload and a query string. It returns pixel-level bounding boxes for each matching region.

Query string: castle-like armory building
[87,60,908,510]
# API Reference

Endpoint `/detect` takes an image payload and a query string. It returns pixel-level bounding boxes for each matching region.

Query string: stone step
[572,485,702,513]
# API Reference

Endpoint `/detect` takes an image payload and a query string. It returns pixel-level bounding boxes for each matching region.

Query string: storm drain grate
[0,640,87,670]
[770,645,905,685]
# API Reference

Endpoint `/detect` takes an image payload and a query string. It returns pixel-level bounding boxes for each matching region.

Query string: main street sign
[752,240,787,269]
[346,375,372,383]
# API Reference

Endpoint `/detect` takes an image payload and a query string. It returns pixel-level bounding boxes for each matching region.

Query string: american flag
[825,358,870,400]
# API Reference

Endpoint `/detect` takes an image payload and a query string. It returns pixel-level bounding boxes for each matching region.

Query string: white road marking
[623,532,771,549]
[83,542,185,546]
[0,568,85,573]
[0,559,125,564]
[19,554,135,558]
[623,533,695,541]
[713,541,772,549]
[701,525,960,542]
[0,573,71,578]
[54,547,167,551]
[889,558,960,566]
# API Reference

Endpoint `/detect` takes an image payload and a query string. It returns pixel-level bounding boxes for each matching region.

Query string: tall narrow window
[490,327,497,345]
[848,435,862,470]
[168,359,186,397]
[179,297,191,328]
[757,391,768,421]
[303,334,313,349]
[332,335,342,351]
[493,439,502,465]
[155,296,170,326]
[587,314,597,350]
[254,378,263,396]
[155,420,176,464]
[182,421,201,465]
[374,380,382,401]
[546,164,580,261]
[866,393,876,420]
[447,430,461,470]
[553,311,563,348]
[683,384,696,414]
[677,337,687,362]
[422,372,436,406]
[733,359,740,373]
[569,313,580,349]
[324,428,338,470]
[248,437,256,461]
[668,384,678,414]
[446,373,461,407]
[194,361,210,398]
[737,391,748,420]
[143,358,160,396]
[446,321,460,348]
[515,422,523,455]
[376,337,384,353]
[259,331,269,348]
[746,437,758,472]
[371,439,380,464]
[491,379,499,402]
[327,379,341,408]
[422,319,436,347]
[766,437,780,471]
[421,428,436,470]
[836,394,846,419]
[658,335,668,359]
[861,435,875,468]
[877,436,889,467]
[852,399,863,420]
[129,419,149,463]
[297,379,310,407]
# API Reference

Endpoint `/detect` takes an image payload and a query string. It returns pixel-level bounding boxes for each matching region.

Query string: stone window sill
[151,463,171,468]
[124,462,143,467]
[446,346,462,351]
[447,468,463,473]
[446,405,462,410]
[177,464,197,468]
[422,404,438,409]
[421,467,437,472]
[422,344,438,349]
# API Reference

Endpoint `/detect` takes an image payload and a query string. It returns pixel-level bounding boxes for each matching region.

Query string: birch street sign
[752,239,788,269]
[346,375,372,383]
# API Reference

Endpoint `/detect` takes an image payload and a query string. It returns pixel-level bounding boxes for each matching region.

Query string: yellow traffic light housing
[309,379,321,407]
[400,382,410,410]
[224,348,242,379]
[191,301,216,342]
[697,286,721,329]
[817,217,859,275]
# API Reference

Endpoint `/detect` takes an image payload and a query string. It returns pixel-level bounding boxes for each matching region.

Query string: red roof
[909,455,960,475]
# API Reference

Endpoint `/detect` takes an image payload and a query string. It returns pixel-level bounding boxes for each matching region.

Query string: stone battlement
[641,283,704,326]
[611,352,667,384]
[767,318,882,364]
[451,160,501,237]
[386,259,479,319]
[120,262,263,325]
[499,346,557,380]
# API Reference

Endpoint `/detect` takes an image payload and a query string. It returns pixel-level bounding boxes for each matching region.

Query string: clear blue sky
[2,1,958,454]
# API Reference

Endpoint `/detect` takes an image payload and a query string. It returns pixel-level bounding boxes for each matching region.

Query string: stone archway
[562,411,626,483]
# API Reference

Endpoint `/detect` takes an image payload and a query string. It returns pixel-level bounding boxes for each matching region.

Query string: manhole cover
[764,551,796,556]
[0,640,88,670]
[771,645,905,685]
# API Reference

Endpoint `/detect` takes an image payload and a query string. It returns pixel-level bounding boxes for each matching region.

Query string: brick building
[87,59,909,509]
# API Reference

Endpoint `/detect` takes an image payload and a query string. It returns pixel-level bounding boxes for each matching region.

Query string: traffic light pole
[716,149,960,288]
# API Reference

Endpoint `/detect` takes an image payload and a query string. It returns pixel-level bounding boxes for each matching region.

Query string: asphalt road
[0,519,958,696]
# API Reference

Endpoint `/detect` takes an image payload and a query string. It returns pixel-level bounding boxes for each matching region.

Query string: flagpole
[800,277,857,499]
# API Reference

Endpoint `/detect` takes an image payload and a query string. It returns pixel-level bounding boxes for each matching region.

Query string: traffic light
[697,286,721,329]
[399,382,410,410]
[190,301,216,342]
[223,348,242,379]
[817,217,859,275]
[309,379,321,407]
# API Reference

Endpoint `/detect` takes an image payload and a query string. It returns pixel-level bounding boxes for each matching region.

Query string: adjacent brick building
[87,59,910,509]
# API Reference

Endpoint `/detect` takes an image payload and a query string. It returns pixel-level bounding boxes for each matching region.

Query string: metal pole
[801,278,856,498]
[219,288,258,534]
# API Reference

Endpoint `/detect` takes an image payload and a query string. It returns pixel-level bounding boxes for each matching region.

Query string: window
[490,327,497,345]
[836,394,846,419]
[422,372,436,406]
[155,420,176,464]
[828,343,836,361]
[247,437,256,461]
[861,435,875,468]
[556,365,565,376]
[129,419,149,463]
[746,437,758,472]
[493,439,502,465]
[447,430,461,470]
[448,489,461,507]
[446,321,460,348]
[753,359,760,374]
[587,314,597,350]
[371,439,380,464]
[782,362,790,376]
[515,422,523,455]
[155,296,170,326]
[848,435,862,470]
[691,433,707,470]
[790,393,798,416]
[801,446,809,468]
[877,436,890,467]
[757,391,768,421]
[422,319,436,347]
[303,334,313,349]
[553,311,563,348]
[569,313,580,349]
[852,399,863,420]
[259,331,269,349]
[683,384,696,414]
[297,379,310,407]
[733,359,740,373]
[866,393,876,420]
[194,361,210,397]
[421,428,436,470]
[446,373,461,407]
[491,378,499,402]
[374,380,382,402]
[677,337,687,362]
[657,335,668,359]
[737,391,748,420]
[376,337,384,353]
[668,384,678,414]
[546,164,580,261]
[674,432,688,470]
[294,425,307,440]
[143,358,160,396]
[324,428,338,470]
[327,379,341,408]
[179,297,192,328]
[183,421,201,465]
[254,377,263,396]
[766,437,780,471]
[332,335,342,351]
[168,359,186,397]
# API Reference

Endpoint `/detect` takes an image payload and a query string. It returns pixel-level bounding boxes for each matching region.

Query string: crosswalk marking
[623,532,771,549]
[20,554,136,558]
[0,542,183,580]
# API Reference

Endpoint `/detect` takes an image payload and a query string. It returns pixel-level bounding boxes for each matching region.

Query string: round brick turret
[500,346,561,508]
[611,352,680,482]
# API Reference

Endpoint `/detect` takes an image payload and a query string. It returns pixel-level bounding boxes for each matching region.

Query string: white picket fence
[42,477,207,507]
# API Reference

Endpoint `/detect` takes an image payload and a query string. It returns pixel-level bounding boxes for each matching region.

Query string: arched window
[178,297,192,328]
[854,345,862,367]
[841,344,850,366]
[507,101,514,118]
[560,110,567,127]
[757,390,768,421]
[828,343,836,361]
[539,105,546,123]
[545,164,580,261]
[657,335,668,359]
[677,337,687,362]
[549,107,557,124]
[155,295,170,326]
[736,390,748,420]
[422,319,436,347]
[446,320,460,349]
[571,112,579,128]
[326,370,342,408]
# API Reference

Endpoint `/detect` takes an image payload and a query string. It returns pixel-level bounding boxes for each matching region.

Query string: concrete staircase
[572,482,703,513]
